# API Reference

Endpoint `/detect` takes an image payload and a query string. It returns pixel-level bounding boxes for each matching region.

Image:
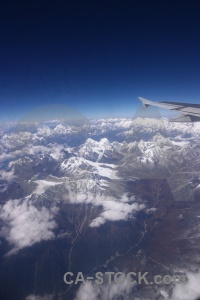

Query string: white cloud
[74,281,99,300]
[0,143,64,164]
[0,198,58,255]
[90,199,145,227]
[0,169,15,182]
[75,271,200,300]
[25,294,53,300]
[74,277,133,300]
[33,180,62,195]
[0,145,48,163]
[67,192,145,227]
[49,145,66,161]
[170,271,200,300]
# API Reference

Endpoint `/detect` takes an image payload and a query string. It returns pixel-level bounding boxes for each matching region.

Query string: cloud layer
[68,192,145,227]
[26,294,53,300]
[74,278,133,300]
[170,271,200,300]
[0,197,58,255]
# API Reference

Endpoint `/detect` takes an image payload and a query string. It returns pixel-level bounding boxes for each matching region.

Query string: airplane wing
[138,97,200,122]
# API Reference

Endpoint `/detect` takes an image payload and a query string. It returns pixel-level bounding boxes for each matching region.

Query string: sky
[1,0,200,121]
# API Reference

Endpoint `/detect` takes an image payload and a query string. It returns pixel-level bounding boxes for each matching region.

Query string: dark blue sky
[1,1,200,120]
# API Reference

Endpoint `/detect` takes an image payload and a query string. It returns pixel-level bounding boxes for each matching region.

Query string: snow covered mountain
[1,118,200,300]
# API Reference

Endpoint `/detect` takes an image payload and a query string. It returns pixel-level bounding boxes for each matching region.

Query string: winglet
[138,97,151,109]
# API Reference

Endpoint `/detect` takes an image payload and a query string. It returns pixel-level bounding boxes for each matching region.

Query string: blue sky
[1,1,200,121]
